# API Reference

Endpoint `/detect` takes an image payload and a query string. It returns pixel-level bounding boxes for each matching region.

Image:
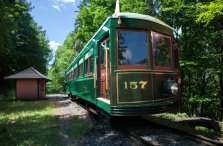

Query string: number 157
[124,81,148,89]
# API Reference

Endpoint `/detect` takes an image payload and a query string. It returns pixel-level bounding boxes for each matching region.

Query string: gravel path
[53,96,89,145]
[50,94,136,146]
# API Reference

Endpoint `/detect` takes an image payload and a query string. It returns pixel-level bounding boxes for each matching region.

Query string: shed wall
[16,80,38,99]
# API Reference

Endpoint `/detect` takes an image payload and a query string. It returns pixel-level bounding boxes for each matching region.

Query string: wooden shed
[4,67,51,99]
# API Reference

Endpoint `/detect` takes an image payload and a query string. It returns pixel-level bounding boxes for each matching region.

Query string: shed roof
[4,67,51,81]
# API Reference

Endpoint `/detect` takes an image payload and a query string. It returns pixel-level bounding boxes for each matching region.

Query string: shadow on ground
[46,94,68,101]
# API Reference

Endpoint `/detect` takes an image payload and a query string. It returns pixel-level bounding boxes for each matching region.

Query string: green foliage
[159,0,223,120]
[153,113,189,121]
[196,0,223,26]
[121,0,148,13]
[176,112,189,118]
[195,126,219,138]
[47,32,77,93]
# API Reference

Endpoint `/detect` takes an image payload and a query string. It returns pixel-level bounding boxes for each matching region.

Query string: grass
[0,88,16,101]
[195,126,217,137]
[0,100,62,146]
[0,98,94,145]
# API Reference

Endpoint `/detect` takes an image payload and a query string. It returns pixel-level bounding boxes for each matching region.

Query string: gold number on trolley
[124,82,128,89]
[130,82,138,89]
[124,81,148,89]
[139,81,148,89]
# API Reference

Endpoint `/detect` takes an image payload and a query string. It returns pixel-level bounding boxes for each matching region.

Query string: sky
[27,0,81,55]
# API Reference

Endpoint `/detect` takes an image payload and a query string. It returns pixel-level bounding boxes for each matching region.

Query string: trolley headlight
[162,79,179,95]
[170,82,178,95]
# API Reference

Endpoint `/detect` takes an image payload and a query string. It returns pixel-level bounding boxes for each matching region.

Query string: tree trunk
[219,72,223,120]
[200,71,206,117]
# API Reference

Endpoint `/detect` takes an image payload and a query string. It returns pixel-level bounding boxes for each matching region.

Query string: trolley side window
[79,58,84,77]
[89,56,94,73]
[84,59,88,76]
[117,29,148,69]
[69,72,71,80]
[66,73,69,81]
[84,48,94,76]
[152,32,172,68]
[71,70,73,80]
[79,64,83,77]
[73,68,76,79]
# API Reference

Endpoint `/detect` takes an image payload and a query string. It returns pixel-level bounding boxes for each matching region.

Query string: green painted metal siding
[96,99,111,114]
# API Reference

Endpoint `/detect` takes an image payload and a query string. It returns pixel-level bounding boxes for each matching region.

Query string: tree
[196,0,223,26]
[196,0,223,120]
[159,0,223,120]
[47,32,77,92]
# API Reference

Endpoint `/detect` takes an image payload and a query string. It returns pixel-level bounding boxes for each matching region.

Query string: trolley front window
[152,32,172,68]
[117,29,148,69]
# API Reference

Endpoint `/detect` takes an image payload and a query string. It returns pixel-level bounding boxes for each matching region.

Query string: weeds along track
[112,117,222,146]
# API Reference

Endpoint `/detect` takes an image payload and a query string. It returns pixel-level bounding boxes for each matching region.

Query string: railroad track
[112,117,222,146]
[145,117,223,146]
[70,98,222,145]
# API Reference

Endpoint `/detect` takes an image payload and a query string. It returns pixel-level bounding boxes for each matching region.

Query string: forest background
[1,0,223,120]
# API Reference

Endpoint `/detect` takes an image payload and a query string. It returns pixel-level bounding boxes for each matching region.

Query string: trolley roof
[112,12,173,30]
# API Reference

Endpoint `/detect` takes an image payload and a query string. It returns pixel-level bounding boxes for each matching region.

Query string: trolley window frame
[151,31,174,70]
[116,28,149,70]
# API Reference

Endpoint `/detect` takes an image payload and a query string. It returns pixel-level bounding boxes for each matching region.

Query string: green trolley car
[65,12,182,116]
